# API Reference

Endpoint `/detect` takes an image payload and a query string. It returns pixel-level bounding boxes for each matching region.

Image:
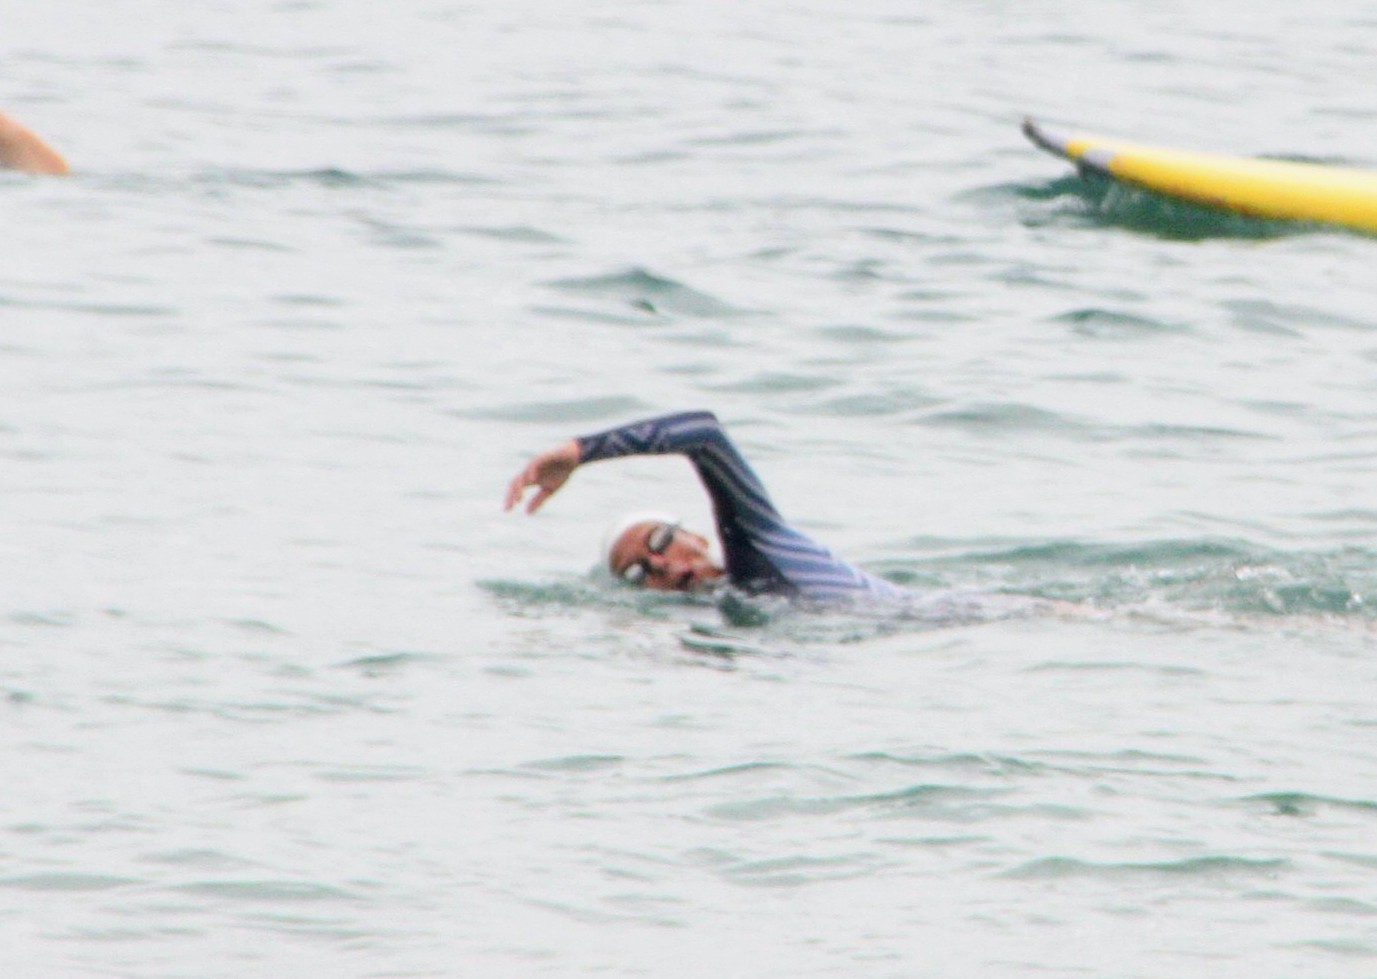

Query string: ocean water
[3,2,1376,976]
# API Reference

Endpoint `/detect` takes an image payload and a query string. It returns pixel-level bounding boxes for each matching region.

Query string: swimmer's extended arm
[505,411,777,518]
[503,410,780,523]
[572,410,783,525]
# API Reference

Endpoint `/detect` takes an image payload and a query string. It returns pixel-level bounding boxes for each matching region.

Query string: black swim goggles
[619,521,680,585]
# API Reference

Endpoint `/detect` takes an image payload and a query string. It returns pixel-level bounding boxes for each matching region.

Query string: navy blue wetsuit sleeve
[577,410,792,593]
[576,411,900,601]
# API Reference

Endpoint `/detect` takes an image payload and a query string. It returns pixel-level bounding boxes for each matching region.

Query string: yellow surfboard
[1023,118,1377,234]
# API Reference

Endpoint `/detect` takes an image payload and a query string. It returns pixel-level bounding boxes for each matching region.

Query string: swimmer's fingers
[502,461,549,513]
[502,466,534,511]
[524,485,556,514]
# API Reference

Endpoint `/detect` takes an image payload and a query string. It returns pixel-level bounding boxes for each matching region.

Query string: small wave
[1225,297,1373,335]
[1289,938,1377,959]
[1303,896,1377,917]
[335,651,438,677]
[0,873,142,891]
[1007,174,1091,202]
[520,894,682,928]
[364,111,532,134]
[9,609,77,627]
[1239,791,1377,818]
[1019,746,1216,771]
[801,388,942,418]
[206,236,293,252]
[180,769,247,783]
[1323,851,1377,871]
[705,783,1000,822]
[104,691,390,724]
[353,215,442,250]
[312,764,430,783]
[848,750,1047,776]
[1051,307,1190,339]
[200,167,496,191]
[1025,660,1206,678]
[897,538,1377,619]
[1014,172,1308,240]
[170,879,359,902]
[1119,421,1273,443]
[226,618,292,635]
[812,323,908,343]
[1002,854,1287,881]
[0,296,175,318]
[526,304,666,327]
[544,267,747,319]
[522,754,625,774]
[661,760,800,783]
[686,128,835,149]
[168,40,347,59]
[461,224,569,244]
[479,576,707,621]
[703,371,839,396]
[479,577,606,607]
[916,401,1090,436]
[926,538,1251,568]
[236,916,375,942]
[679,629,776,659]
[208,167,376,190]
[718,852,886,888]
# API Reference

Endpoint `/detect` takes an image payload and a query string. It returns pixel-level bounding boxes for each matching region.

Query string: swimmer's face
[609,520,724,592]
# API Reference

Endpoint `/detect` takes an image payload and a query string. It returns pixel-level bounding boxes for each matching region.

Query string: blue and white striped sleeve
[576,411,902,602]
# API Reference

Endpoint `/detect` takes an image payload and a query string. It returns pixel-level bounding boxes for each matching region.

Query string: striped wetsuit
[576,411,904,603]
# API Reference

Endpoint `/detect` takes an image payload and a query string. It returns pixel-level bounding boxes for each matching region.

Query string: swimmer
[504,410,906,604]
[0,110,69,175]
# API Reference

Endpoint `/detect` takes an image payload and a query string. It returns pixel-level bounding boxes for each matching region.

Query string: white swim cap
[600,509,680,574]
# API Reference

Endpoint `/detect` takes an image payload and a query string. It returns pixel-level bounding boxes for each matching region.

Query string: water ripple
[1002,855,1288,881]
[544,267,748,318]
[1240,791,1377,818]
[1052,307,1189,338]
[0,873,142,891]
[719,852,886,888]
[170,879,360,903]
[705,784,1004,822]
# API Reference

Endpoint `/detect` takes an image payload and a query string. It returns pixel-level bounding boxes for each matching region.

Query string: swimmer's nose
[646,552,671,573]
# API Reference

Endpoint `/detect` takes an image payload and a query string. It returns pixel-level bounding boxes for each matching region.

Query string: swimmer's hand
[504,439,581,514]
